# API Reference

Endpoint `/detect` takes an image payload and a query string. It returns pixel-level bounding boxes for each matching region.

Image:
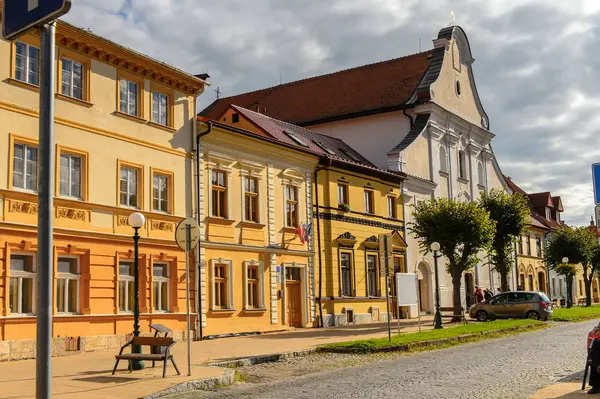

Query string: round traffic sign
[175,218,201,250]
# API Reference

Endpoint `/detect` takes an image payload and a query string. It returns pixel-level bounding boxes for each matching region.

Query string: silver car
[468,291,552,321]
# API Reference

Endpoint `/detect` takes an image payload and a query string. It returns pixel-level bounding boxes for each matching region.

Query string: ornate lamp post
[129,212,145,370]
[431,242,443,329]
[562,257,572,309]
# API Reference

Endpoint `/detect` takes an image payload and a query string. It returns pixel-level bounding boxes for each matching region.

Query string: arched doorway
[537,271,546,293]
[416,261,432,314]
[465,273,475,307]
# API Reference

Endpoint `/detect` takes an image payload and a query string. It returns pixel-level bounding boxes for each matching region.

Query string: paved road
[178,321,595,399]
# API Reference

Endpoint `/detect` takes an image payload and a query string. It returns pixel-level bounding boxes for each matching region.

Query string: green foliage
[409,198,495,274]
[551,304,600,322]
[478,189,530,291]
[545,226,596,268]
[554,263,577,277]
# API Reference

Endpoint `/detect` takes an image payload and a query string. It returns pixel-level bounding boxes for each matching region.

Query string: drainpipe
[314,157,332,328]
[195,120,212,341]
[403,108,414,129]
[514,241,519,290]
[544,231,551,296]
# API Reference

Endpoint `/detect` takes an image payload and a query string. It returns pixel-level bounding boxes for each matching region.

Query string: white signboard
[396,273,417,306]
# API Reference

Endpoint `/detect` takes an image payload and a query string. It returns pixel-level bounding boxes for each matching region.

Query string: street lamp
[562,257,572,308]
[129,211,145,370]
[431,242,443,329]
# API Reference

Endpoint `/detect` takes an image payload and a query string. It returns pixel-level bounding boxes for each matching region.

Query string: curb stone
[140,368,235,399]
[318,323,547,354]
[204,349,317,368]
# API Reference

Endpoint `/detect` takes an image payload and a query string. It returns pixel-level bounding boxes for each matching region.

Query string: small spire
[449,11,455,27]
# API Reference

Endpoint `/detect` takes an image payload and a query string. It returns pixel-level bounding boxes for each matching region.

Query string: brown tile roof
[552,196,564,212]
[503,175,528,195]
[527,192,553,208]
[200,51,433,125]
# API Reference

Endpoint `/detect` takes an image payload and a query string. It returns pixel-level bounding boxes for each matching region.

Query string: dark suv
[468,291,552,321]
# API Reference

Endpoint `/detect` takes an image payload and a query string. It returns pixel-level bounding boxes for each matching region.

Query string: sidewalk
[0,316,435,398]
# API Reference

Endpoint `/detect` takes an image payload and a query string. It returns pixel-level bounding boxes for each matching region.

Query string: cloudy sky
[64,0,600,226]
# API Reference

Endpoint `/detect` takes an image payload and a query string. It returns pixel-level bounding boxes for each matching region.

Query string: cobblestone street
[172,320,595,399]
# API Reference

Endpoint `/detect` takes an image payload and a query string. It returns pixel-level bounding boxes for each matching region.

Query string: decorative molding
[151,220,174,232]
[10,200,38,214]
[337,232,356,241]
[365,235,378,243]
[117,215,130,226]
[56,207,86,221]
[319,212,405,231]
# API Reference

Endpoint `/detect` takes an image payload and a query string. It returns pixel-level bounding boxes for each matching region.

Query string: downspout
[314,157,332,328]
[544,231,551,296]
[514,241,519,290]
[403,108,414,129]
[195,120,212,341]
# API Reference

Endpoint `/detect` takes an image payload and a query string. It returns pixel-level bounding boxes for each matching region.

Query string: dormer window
[285,131,308,147]
[545,207,551,220]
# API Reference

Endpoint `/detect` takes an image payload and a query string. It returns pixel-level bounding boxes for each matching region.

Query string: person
[484,288,493,302]
[475,286,484,303]
[588,323,600,394]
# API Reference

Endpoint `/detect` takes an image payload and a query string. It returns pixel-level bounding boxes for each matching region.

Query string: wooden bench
[112,336,180,378]
[438,307,467,324]
[578,298,586,306]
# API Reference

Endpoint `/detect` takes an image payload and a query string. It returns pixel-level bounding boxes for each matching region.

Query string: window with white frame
[243,177,259,222]
[340,252,354,296]
[152,91,169,126]
[244,261,264,309]
[285,185,299,227]
[458,151,467,179]
[9,254,36,315]
[477,161,485,186]
[337,184,349,206]
[60,153,82,199]
[153,263,169,312]
[211,170,228,218]
[439,145,448,173]
[13,142,38,191]
[56,257,79,314]
[61,58,84,100]
[118,261,135,312]
[387,196,397,219]
[364,190,374,214]
[152,173,170,213]
[15,41,40,86]
[119,78,139,116]
[120,166,139,208]
[211,259,233,310]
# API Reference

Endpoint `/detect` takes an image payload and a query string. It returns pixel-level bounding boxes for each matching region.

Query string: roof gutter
[403,108,414,130]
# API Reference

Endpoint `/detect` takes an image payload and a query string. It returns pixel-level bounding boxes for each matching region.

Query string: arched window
[458,151,467,179]
[439,146,448,173]
[477,161,484,186]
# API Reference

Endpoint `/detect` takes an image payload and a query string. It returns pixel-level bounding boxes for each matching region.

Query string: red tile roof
[504,176,528,195]
[527,192,553,208]
[200,51,433,125]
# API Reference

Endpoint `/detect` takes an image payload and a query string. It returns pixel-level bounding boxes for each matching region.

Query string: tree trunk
[451,271,463,323]
[584,273,592,307]
[567,276,573,309]
[498,261,509,293]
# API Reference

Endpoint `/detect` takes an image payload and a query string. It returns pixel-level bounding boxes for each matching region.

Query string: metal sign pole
[185,224,192,376]
[36,21,56,399]
[384,235,391,342]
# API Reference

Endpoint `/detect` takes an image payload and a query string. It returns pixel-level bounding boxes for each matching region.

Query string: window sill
[56,93,93,108]
[283,227,299,233]
[457,177,469,184]
[477,184,486,190]
[148,121,177,133]
[115,111,147,124]
[240,221,265,229]
[6,77,39,92]
[205,216,235,226]
[210,308,236,313]
[439,171,449,177]
[243,307,267,312]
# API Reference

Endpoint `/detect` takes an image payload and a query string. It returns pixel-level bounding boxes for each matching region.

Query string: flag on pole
[304,222,312,246]
[297,222,305,244]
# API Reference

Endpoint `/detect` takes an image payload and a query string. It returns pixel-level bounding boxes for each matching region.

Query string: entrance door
[285,267,302,327]
[538,272,546,293]
[464,273,474,307]
[528,275,534,291]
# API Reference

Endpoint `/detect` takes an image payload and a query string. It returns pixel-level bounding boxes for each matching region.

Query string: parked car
[468,291,552,321]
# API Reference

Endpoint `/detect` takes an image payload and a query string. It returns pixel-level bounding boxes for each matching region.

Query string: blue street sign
[592,163,600,205]
[2,0,71,40]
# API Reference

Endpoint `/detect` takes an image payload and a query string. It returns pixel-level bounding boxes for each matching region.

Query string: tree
[545,226,598,307]
[478,189,530,292]
[554,263,577,308]
[409,198,495,319]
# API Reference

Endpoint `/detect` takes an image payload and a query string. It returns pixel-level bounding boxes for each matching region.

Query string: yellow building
[0,12,206,360]
[207,105,407,331]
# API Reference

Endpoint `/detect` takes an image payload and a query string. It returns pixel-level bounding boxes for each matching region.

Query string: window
[231,113,240,123]
[458,151,467,179]
[214,263,228,309]
[580,280,584,296]
[118,261,135,312]
[393,255,406,273]
[246,264,263,309]
[367,254,379,297]
[439,146,448,173]
[536,238,542,257]
[364,190,374,214]
[120,166,140,208]
[243,177,259,222]
[119,78,139,117]
[9,254,35,315]
[284,131,308,147]
[477,161,484,186]
[518,236,523,255]
[286,267,301,281]
[15,41,40,86]
[455,80,461,96]
[519,274,525,290]
[153,263,169,312]
[313,140,335,155]
[152,173,170,213]
[526,237,531,256]
[13,142,38,191]
[285,185,298,227]
[56,257,79,314]
[61,58,84,100]
[211,170,227,218]
[340,252,353,297]
[337,184,348,206]
[388,196,397,219]
[559,281,563,295]
[552,278,556,295]
[60,153,82,199]
[545,208,551,220]
[151,91,169,126]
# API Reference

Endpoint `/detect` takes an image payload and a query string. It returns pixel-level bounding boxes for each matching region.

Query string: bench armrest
[118,339,134,355]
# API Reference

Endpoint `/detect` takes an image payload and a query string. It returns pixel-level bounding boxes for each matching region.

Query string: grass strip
[551,305,600,322]
[318,319,546,354]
